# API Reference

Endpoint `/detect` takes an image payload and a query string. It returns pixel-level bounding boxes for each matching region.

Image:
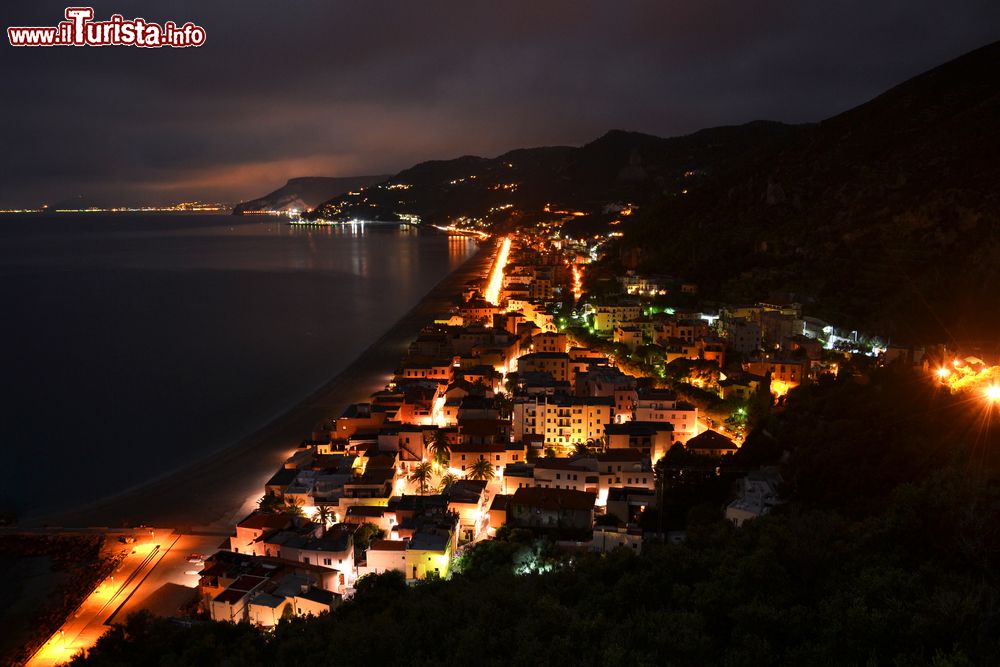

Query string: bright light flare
[934,363,1000,398]
[769,379,792,397]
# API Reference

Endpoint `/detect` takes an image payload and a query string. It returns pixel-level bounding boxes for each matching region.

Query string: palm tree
[465,456,496,482]
[315,504,334,528]
[257,494,284,514]
[283,498,305,516]
[573,441,591,456]
[495,391,514,419]
[438,472,459,491]
[428,429,451,468]
[408,462,434,495]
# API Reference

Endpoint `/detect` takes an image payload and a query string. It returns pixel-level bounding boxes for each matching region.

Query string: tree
[408,462,434,495]
[503,373,520,395]
[315,504,335,528]
[353,570,407,598]
[465,456,496,481]
[634,343,664,367]
[353,522,386,555]
[495,391,514,419]
[283,498,305,516]
[664,357,721,388]
[723,402,749,432]
[257,494,284,514]
[428,429,451,468]
[746,371,774,430]
[438,472,459,491]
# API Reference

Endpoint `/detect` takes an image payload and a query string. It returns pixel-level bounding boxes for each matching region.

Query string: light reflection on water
[0,214,477,517]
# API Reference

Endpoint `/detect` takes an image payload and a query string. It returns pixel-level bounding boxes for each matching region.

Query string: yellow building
[405,532,454,581]
[512,396,614,450]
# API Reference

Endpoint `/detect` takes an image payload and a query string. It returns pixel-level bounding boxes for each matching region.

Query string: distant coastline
[26,238,495,532]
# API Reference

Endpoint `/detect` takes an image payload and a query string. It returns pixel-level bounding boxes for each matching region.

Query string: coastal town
[180,222,770,621]
[20,205,1000,665]
[181,210,995,628]
[6,4,998,662]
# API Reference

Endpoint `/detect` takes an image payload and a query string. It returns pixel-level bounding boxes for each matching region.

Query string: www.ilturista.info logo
[7,7,206,48]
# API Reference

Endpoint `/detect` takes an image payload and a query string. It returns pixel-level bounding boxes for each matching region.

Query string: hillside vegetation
[71,367,1000,666]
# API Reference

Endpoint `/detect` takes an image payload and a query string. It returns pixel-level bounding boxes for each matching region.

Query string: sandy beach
[29,238,495,533]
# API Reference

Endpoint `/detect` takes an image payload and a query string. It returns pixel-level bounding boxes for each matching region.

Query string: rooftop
[237,512,296,532]
[511,487,596,512]
[686,429,738,452]
[408,532,451,551]
[369,539,407,551]
[298,586,338,605]
[489,494,511,512]
[250,592,285,609]
[445,479,487,504]
[346,505,390,518]
[265,468,298,487]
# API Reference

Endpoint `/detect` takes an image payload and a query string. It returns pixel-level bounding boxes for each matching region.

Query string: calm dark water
[0,214,477,518]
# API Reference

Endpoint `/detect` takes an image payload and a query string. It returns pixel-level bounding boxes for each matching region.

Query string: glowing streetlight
[986,384,1000,403]
[936,367,951,380]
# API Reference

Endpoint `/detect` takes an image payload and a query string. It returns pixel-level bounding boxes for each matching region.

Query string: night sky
[2,0,998,206]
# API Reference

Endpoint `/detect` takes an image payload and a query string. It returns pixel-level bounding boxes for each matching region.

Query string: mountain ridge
[233,175,390,214]
[303,39,999,343]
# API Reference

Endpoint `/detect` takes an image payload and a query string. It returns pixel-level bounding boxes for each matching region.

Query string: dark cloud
[1,0,997,205]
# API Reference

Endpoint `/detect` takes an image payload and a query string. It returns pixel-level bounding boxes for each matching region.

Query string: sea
[0,214,478,519]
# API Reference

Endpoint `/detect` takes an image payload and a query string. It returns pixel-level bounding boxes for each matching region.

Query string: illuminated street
[483,236,511,305]
[26,530,177,666]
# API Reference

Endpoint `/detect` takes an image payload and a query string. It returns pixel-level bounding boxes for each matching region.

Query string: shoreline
[26,238,496,532]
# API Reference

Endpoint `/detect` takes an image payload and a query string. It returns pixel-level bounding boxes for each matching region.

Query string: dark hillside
[625,40,1000,342]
